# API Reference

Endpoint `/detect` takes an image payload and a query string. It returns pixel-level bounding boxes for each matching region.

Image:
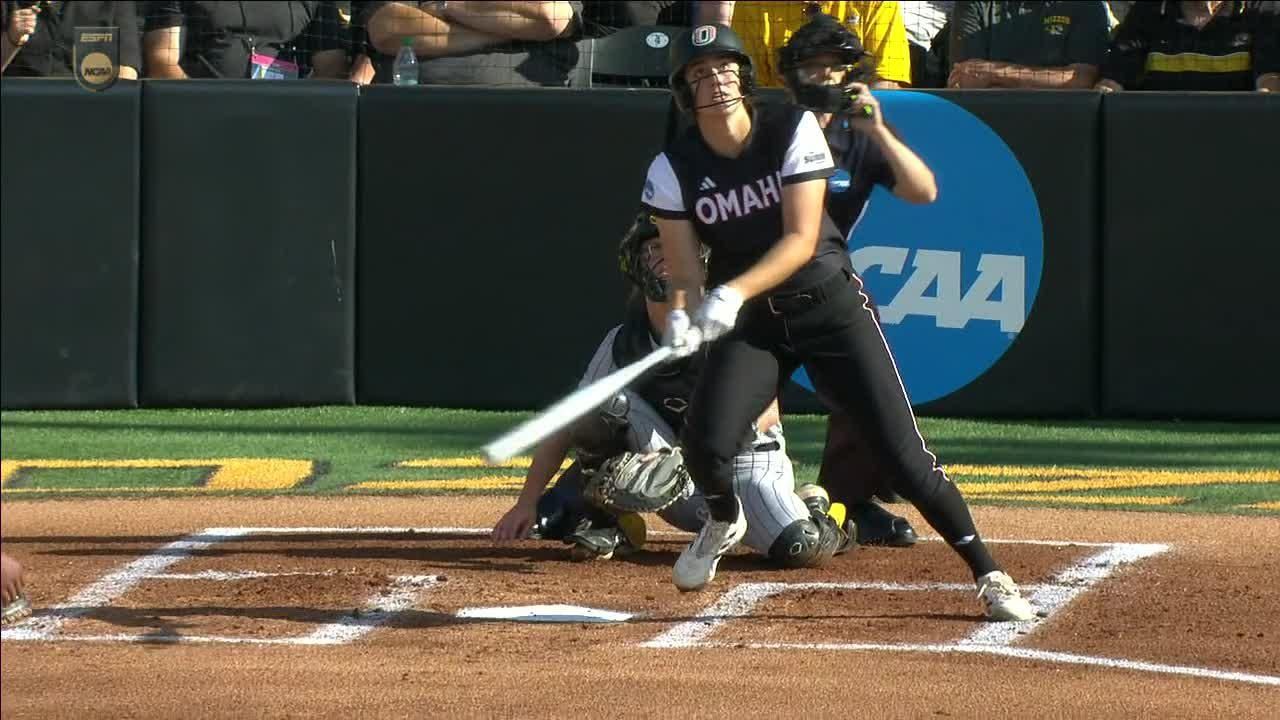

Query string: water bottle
[393,37,418,86]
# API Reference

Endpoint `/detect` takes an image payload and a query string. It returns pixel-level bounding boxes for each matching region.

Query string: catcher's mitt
[584,448,693,514]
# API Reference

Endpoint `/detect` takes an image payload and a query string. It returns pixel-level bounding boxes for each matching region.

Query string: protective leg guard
[768,513,850,568]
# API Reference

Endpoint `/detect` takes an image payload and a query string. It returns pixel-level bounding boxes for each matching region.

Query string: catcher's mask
[669,24,756,113]
[778,13,873,113]
[618,212,708,302]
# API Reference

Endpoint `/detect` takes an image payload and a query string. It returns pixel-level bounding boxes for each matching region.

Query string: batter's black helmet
[778,13,872,113]
[668,24,756,113]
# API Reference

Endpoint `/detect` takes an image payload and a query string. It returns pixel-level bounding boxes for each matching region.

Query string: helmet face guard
[778,14,872,113]
[618,212,709,302]
[668,24,757,113]
[619,213,667,302]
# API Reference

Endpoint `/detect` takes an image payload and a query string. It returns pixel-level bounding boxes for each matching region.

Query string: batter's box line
[633,542,1280,688]
[643,541,1168,650]
[1,575,439,646]
[1,525,444,645]
[699,641,1280,688]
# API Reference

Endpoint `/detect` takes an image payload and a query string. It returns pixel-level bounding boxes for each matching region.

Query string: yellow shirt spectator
[731,2,912,87]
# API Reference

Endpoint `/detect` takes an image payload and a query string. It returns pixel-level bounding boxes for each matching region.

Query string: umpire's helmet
[668,24,756,113]
[778,13,872,113]
[618,211,709,302]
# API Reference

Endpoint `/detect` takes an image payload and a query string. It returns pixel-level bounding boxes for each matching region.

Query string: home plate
[455,604,633,623]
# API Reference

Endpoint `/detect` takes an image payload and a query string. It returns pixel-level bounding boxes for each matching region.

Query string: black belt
[763,270,850,316]
[752,441,781,452]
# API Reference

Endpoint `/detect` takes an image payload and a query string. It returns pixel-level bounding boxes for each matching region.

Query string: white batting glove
[693,285,744,343]
[663,308,702,358]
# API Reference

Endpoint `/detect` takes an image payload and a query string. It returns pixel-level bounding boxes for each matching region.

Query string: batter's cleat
[796,484,831,516]
[673,498,746,591]
[977,570,1037,622]
[850,500,918,547]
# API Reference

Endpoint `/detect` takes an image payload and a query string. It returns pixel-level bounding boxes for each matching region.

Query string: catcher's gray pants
[619,391,810,555]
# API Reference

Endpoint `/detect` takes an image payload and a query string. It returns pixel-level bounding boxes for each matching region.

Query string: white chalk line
[960,542,1170,646]
[301,574,440,645]
[707,641,1280,688]
[201,526,489,536]
[2,572,442,647]
[637,540,1272,687]
[2,528,252,640]
[2,524,1217,687]
[3,525,449,645]
[149,570,342,581]
[195,527,1146,548]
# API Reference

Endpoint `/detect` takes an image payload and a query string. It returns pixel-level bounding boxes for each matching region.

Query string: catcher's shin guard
[768,512,851,568]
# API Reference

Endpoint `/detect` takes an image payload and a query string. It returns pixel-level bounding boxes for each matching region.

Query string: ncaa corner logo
[796,92,1044,404]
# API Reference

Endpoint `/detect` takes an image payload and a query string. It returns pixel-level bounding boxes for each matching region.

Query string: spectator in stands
[579,1,691,36]
[718,1,913,87]
[1105,1,1137,33]
[948,0,1109,89]
[362,1,581,86]
[2,1,141,78]
[142,1,348,79]
[338,1,376,83]
[1097,1,1280,92]
[902,0,953,87]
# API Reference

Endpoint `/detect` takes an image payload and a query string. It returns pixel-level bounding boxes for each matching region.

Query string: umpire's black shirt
[143,1,342,78]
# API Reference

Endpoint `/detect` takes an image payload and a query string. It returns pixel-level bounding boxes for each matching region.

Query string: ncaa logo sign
[795,93,1044,404]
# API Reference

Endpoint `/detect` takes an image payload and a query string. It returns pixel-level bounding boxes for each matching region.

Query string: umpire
[778,13,939,544]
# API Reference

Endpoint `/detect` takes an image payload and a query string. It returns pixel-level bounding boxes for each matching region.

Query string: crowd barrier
[2,80,1276,419]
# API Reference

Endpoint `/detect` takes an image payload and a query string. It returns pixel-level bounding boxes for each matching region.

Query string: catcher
[493,213,905,567]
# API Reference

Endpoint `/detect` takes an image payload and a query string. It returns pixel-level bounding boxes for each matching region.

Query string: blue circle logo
[795,92,1043,404]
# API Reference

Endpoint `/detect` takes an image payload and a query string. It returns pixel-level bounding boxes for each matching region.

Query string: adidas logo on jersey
[699,177,717,190]
[693,172,783,225]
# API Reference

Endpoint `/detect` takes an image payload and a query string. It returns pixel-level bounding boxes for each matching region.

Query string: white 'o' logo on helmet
[691,25,718,46]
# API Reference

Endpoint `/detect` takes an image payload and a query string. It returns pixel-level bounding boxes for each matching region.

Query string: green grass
[2,407,1277,514]
[6,466,205,490]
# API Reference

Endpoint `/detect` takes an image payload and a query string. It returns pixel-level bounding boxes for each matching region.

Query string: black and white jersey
[579,302,702,435]
[641,103,846,294]
[579,300,754,451]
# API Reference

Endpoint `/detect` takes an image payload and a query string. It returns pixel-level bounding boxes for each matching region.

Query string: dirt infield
[2,497,1278,718]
